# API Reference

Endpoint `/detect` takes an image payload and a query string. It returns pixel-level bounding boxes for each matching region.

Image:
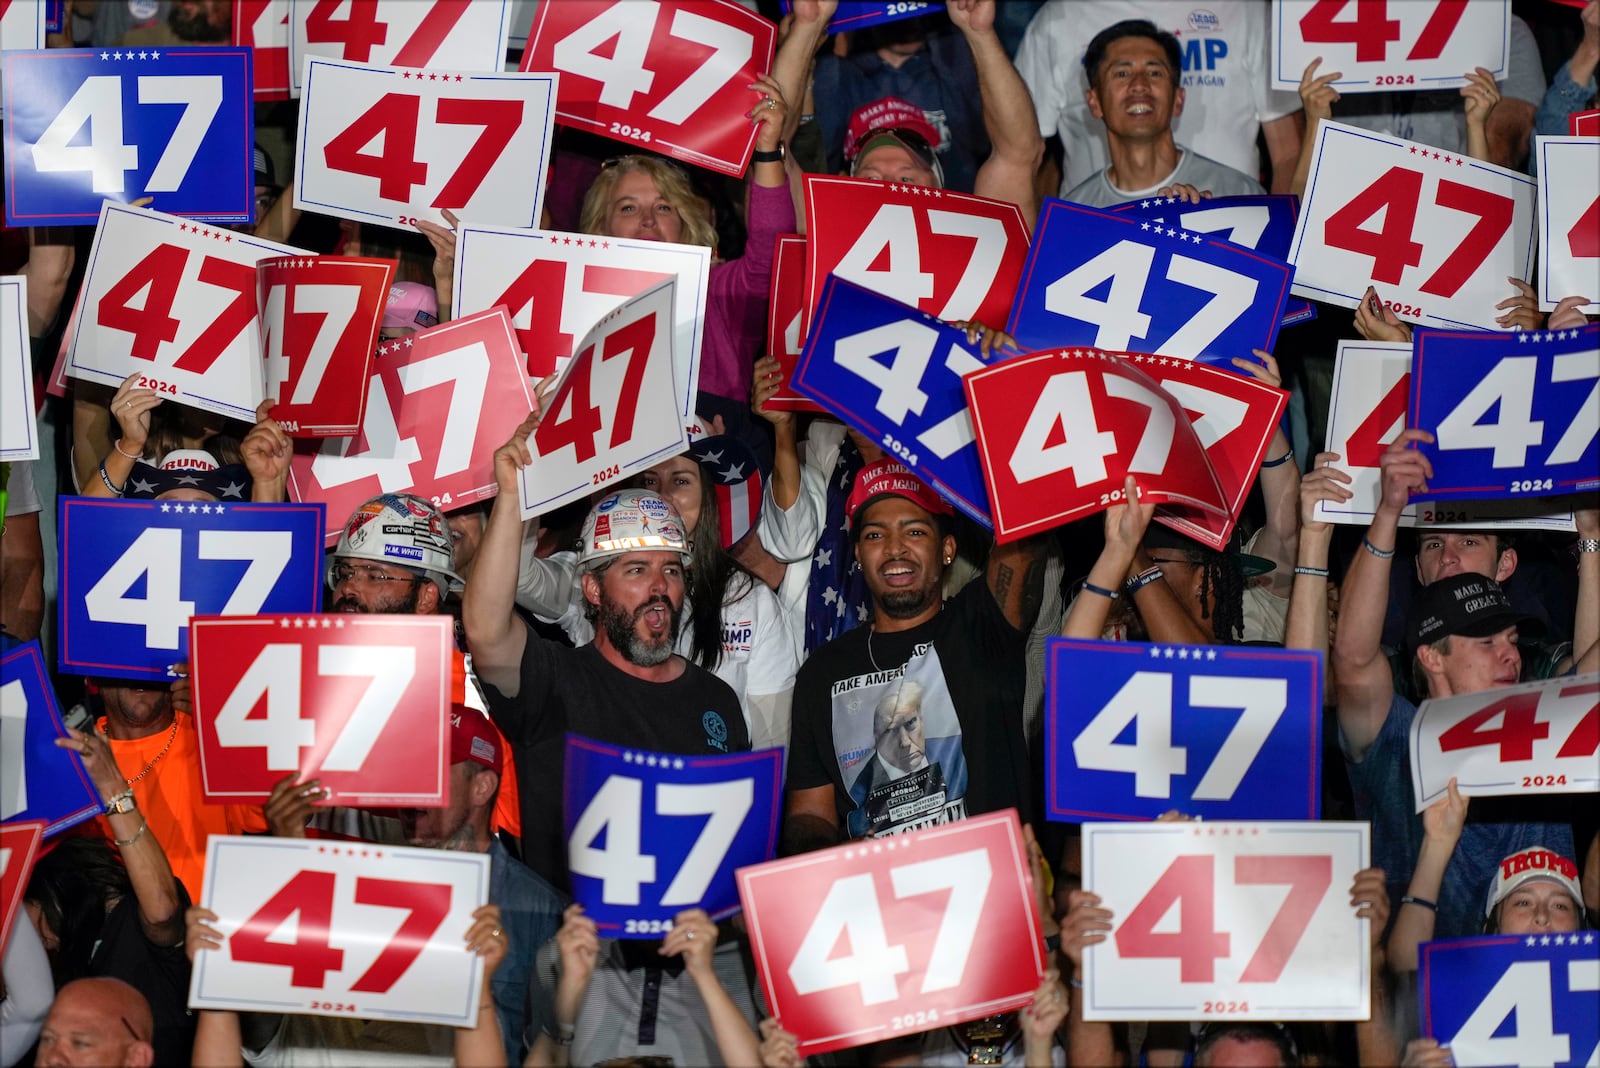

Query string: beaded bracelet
[113,438,142,460]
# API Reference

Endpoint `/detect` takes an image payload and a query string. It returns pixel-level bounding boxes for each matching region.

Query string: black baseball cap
[1408,574,1543,649]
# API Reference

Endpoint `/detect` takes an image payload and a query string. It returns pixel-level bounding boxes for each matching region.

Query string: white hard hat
[330,493,463,598]
[579,489,690,571]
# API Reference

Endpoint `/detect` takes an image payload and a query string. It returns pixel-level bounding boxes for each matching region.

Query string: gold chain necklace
[121,719,180,787]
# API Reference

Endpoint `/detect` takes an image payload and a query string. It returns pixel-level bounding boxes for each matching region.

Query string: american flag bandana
[688,432,763,548]
[804,437,871,652]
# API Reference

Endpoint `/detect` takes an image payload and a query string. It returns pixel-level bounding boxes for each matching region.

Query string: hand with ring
[465,904,508,981]
[660,908,718,980]
[109,371,162,459]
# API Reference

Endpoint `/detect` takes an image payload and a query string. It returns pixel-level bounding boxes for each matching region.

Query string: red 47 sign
[0,821,46,961]
[764,234,822,413]
[295,58,557,230]
[192,835,489,1024]
[1082,821,1371,1021]
[1124,354,1289,551]
[191,614,452,807]
[965,348,1227,543]
[1271,0,1510,93]
[67,202,308,423]
[259,255,392,437]
[286,0,514,96]
[518,278,688,518]
[803,176,1029,338]
[233,0,290,100]
[1289,120,1536,331]
[452,224,709,427]
[1411,674,1600,812]
[521,0,775,177]
[737,810,1045,1057]
[1536,137,1600,315]
[288,307,537,534]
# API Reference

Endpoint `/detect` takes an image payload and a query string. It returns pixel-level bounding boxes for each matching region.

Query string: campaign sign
[233,0,290,100]
[0,275,38,463]
[764,234,823,414]
[518,278,687,518]
[794,276,1021,526]
[1010,199,1291,364]
[191,835,490,1025]
[288,307,537,539]
[1045,640,1323,823]
[287,0,514,96]
[0,821,46,960]
[44,0,64,33]
[259,255,393,437]
[58,498,325,681]
[1410,674,1600,812]
[67,202,308,424]
[1314,340,1576,531]
[778,0,940,32]
[1109,193,1315,327]
[738,809,1046,1057]
[192,615,452,807]
[521,0,776,177]
[803,176,1029,340]
[564,734,782,937]
[1409,324,1599,501]
[3,47,255,226]
[295,57,558,230]
[1126,352,1290,550]
[1573,110,1600,137]
[1420,934,1600,1068]
[1536,137,1599,315]
[1,0,45,55]
[964,348,1228,542]
[1082,821,1370,1021]
[1271,0,1511,93]
[0,642,101,836]
[1289,120,1537,331]
[453,224,709,426]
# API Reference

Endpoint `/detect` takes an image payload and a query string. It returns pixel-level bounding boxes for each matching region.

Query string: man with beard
[784,459,1046,846]
[464,419,747,892]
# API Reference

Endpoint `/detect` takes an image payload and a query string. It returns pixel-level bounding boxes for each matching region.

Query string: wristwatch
[105,788,138,816]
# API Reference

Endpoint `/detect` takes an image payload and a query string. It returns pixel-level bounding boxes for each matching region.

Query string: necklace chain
[867,626,881,673]
[122,720,180,787]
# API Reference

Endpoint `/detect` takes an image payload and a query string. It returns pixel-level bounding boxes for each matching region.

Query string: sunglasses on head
[849,125,936,164]
[599,153,691,180]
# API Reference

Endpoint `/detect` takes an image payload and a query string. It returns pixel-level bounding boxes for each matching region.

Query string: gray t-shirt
[1331,16,1545,155]
[1061,145,1265,208]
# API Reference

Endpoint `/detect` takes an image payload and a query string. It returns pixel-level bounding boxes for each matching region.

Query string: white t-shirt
[1016,0,1299,193]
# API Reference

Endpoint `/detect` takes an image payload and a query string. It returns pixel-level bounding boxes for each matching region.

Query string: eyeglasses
[330,563,423,588]
[599,154,690,180]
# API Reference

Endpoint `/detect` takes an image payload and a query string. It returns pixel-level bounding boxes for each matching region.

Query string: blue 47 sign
[778,1,939,32]
[1008,198,1293,364]
[58,498,325,681]
[1410,324,1599,501]
[1420,934,1599,1067]
[0,642,101,836]
[793,275,1020,526]
[564,734,781,938]
[3,46,255,226]
[1045,639,1323,822]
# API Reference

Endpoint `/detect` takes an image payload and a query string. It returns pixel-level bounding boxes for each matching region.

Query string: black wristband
[750,146,785,164]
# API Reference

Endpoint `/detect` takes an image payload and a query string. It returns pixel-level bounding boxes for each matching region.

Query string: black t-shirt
[91,885,194,1067]
[787,580,1030,839]
[482,632,748,893]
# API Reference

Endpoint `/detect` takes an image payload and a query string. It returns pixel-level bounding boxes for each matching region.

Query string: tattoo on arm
[992,562,1014,610]
[1018,557,1046,631]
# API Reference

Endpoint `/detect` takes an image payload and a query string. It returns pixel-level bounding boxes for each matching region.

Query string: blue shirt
[488,835,566,1065]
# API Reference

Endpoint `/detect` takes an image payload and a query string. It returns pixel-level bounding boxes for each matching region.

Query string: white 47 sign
[1082,821,1370,1021]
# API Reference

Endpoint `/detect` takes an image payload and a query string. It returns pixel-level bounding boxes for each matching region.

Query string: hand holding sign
[0,642,100,836]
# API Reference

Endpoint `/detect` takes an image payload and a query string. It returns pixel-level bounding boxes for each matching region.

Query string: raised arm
[186,907,245,1068]
[1061,476,1152,639]
[1334,430,1434,760]
[463,412,540,697]
[455,905,511,1067]
[948,0,1044,231]
[1387,780,1467,973]
[662,911,762,1067]
[1234,351,1299,597]
[1290,57,1341,198]
[1287,455,1351,705]
[1568,506,1599,674]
